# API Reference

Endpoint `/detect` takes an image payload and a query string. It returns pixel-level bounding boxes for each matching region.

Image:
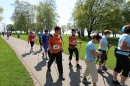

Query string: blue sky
[0,0,76,31]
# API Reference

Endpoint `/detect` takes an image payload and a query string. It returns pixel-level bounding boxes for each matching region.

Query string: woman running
[112,25,130,86]
[97,30,112,73]
[47,26,65,80]
[28,31,36,52]
[68,29,82,69]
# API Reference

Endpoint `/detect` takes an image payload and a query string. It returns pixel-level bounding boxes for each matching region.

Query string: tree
[61,25,67,34]
[6,24,14,32]
[0,7,3,22]
[72,0,128,38]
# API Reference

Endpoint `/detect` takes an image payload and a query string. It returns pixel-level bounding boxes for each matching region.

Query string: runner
[7,31,10,40]
[82,34,102,86]
[38,30,44,51]
[47,26,65,80]
[28,31,36,53]
[68,29,82,69]
[97,30,112,73]
[112,25,130,86]
[2,32,4,37]
[48,32,63,59]
[41,30,49,60]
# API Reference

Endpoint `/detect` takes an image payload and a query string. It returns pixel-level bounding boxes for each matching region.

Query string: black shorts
[114,53,130,77]
[30,42,34,47]
[99,49,107,64]
[39,40,42,45]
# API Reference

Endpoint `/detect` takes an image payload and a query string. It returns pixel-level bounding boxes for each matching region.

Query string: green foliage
[11,0,58,33]
[72,0,130,37]
[0,6,3,22]
[0,37,33,86]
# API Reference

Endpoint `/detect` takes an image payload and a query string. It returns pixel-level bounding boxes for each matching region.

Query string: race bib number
[53,45,60,50]
[32,39,34,41]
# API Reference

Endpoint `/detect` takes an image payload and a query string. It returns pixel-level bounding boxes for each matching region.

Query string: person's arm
[120,41,130,50]
[90,50,102,56]
[48,37,53,53]
[120,36,130,50]
[100,41,108,47]
[28,35,30,43]
[69,36,75,45]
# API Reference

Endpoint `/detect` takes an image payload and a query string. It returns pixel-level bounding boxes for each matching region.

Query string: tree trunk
[87,31,91,38]
[115,33,116,37]
[81,30,84,37]
[102,30,103,36]
[77,30,81,38]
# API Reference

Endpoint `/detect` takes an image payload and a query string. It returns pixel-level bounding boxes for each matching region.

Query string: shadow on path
[69,67,82,86]
[100,70,117,86]
[35,57,46,71]
[44,70,62,86]
[22,51,31,57]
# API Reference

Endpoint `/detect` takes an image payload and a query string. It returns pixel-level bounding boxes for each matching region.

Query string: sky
[0,0,76,31]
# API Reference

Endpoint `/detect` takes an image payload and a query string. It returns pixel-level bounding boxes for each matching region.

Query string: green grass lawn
[0,36,34,86]
[12,34,119,69]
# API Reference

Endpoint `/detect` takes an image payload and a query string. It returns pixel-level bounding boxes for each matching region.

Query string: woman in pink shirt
[28,31,36,52]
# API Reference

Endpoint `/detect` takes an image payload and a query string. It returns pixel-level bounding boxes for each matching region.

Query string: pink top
[28,34,35,42]
[7,32,10,36]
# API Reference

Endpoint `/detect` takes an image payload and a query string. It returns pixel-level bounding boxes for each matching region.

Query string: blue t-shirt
[116,34,130,56]
[42,34,49,44]
[99,36,108,50]
[60,35,62,40]
[86,41,96,60]
[38,33,44,39]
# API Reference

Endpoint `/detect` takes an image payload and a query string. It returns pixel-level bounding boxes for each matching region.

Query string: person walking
[28,31,36,53]
[38,30,44,51]
[68,29,82,69]
[41,30,49,60]
[47,26,65,80]
[112,25,130,86]
[97,30,112,73]
[7,31,10,40]
[82,34,102,86]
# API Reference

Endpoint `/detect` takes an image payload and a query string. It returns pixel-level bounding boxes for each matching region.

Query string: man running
[41,30,49,60]
[47,26,65,80]
[97,30,112,73]
[68,29,82,69]
[28,31,36,53]
[82,34,102,86]
[38,30,44,51]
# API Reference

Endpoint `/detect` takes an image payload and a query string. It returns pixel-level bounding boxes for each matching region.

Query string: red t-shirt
[7,32,10,36]
[28,34,35,42]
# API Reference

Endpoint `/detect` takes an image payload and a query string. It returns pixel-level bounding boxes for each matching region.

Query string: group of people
[27,25,130,86]
[2,31,11,40]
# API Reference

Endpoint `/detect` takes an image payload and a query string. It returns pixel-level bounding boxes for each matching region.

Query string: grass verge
[0,36,34,86]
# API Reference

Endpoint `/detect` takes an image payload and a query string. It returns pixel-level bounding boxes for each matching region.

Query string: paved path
[2,36,130,86]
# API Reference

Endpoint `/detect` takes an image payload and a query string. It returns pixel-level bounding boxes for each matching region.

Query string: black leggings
[30,42,34,47]
[114,53,130,77]
[48,50,51,59]
[68,48,79,61]
[48,51,63,75]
